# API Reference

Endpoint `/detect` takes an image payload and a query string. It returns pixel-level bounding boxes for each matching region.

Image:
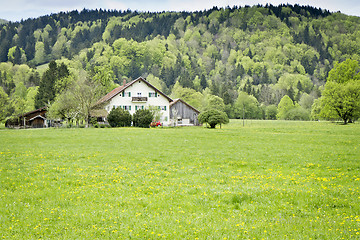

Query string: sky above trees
[1,0,360,22]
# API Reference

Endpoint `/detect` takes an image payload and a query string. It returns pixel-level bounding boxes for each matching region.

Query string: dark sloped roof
[170,98,200,113]
[19,106,47,118]
[95,85,125,106]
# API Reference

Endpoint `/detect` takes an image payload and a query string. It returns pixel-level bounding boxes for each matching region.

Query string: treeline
[0,4,334,65]
[0,4,360,123]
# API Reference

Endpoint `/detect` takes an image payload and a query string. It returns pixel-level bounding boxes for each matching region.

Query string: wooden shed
[169,99,200,126]
[5,107,48,128]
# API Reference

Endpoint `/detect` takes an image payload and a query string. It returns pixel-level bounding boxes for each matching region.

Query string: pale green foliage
[7,46,26,64]
[0,87,10,122]
[284,106,310,120]
[204,95,225,112]
[24,87,38,113]
[49,77,102,126]
[299,93,315,110]
[276,73,312,93]
[310,98,324,121]
[319,59,360,124]
[93,65,118,95]
[52,35,67,59]
[146,74,165,92]
[265,105,278,120]
[327,59,360,83]
[3,6,360,124]
[10,83,32,116]
[54,75,75,95]
[34,42,46,64]
[148,105,161,122]
[12,65,31,85]
[277,95,294,119]
[234,91,261,119]
[320,80,360,124]
[171,82,203,110]
[48,90,79,121]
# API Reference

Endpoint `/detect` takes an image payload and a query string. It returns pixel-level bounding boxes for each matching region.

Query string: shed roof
[19,106,47,118]
[90,109,109,117]
[170,99,200,114]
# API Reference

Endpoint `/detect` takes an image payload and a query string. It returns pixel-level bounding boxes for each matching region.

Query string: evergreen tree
[200,75,207,89]
[35,61,70,108]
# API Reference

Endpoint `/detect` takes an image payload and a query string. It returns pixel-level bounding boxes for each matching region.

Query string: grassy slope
[0,120,359,239]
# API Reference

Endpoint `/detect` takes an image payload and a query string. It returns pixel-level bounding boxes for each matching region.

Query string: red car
[150,121,161,127]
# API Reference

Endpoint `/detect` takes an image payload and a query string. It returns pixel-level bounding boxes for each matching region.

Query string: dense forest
[1,4,360,122]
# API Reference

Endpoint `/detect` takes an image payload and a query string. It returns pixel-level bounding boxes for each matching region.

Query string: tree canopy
[198,109,229,128]
[0,5,360,124]
[319,59,360,124]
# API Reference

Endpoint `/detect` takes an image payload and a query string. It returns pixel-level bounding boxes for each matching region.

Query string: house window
[135,105,144,110]
[137,92,142,97]
[122,92,131,97]
[160,106,167,111]
[149,92,157,97]
[123,106,131,111]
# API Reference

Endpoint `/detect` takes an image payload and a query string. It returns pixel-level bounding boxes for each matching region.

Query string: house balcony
[132,97,148,102]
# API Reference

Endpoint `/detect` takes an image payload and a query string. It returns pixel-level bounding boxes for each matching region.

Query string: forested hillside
[1,4,360,122]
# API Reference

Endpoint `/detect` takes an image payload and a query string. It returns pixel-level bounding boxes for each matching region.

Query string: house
[94,77,173,125]
[170,99,200,126]
[5,107,48,128]
[94,77,200,126]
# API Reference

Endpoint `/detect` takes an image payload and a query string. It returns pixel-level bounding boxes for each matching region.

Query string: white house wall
[105,80,171,125]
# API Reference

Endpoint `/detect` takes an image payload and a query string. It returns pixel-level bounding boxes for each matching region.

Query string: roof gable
[29,115,46,121]
[19,106,47,118]
[170,99,200,113]
[95,77,172,106]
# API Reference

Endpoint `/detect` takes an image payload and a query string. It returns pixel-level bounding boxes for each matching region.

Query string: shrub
[89,117,97,126]
[107,107,132,127]
[133,109,153,128]
[198,109,229,128]
[285,107,310,120]
[265,105,278,120]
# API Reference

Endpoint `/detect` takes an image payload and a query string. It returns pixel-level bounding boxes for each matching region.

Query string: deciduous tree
[234,91,261,119]
[0,87,10,122]
[277,95,294,119]
[319,59,360,124]
[198,109,229,128]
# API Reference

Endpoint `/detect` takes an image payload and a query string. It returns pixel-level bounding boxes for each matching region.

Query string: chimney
[123,79,126,86]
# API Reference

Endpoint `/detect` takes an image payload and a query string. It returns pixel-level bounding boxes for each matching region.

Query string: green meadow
[0,120,359,239]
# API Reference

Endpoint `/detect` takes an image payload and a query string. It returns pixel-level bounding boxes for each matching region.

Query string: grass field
[0,120,359,239]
